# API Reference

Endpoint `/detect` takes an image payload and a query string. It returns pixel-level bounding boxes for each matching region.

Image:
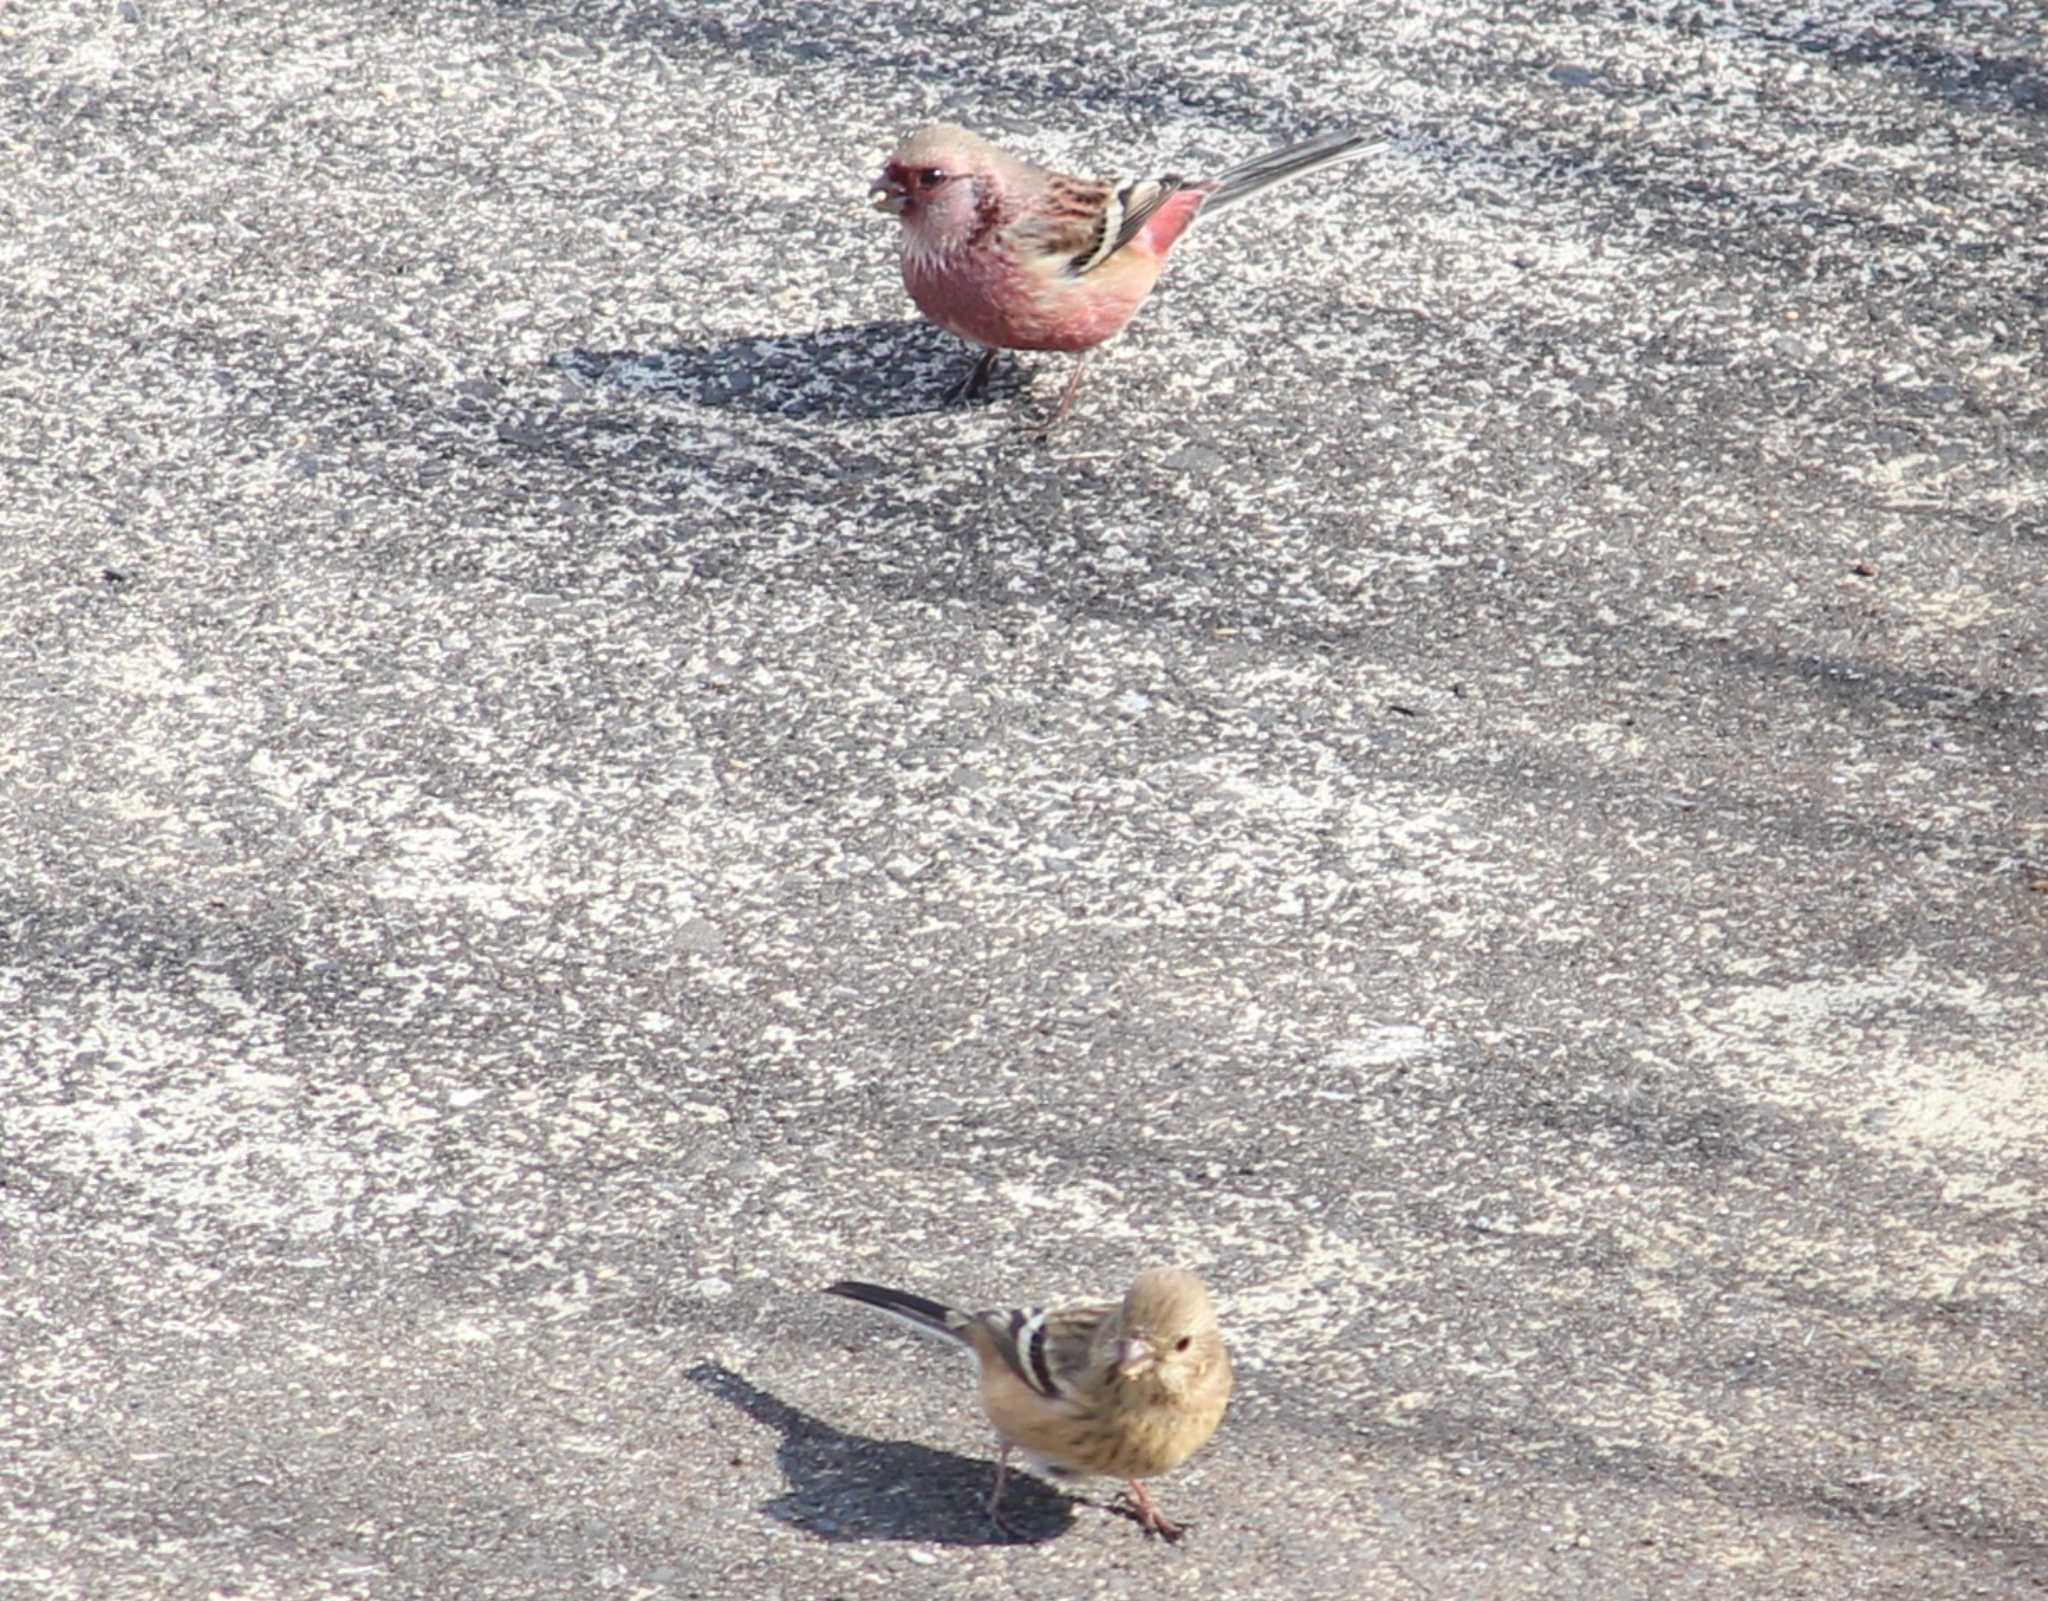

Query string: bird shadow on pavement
[550,321,1026,424]
[686,1361,1076,1546]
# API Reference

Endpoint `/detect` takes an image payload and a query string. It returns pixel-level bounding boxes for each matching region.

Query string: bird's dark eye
[1174,1335,1193,1353]
[919,167,948,187]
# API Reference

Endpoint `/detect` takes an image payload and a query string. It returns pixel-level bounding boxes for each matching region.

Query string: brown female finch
[869,123,1383,428]
[822,1267,1233,1541]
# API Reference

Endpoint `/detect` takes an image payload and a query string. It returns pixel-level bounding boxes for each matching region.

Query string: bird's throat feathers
[900,174,1007,267]
[1108,1351,1210,1413]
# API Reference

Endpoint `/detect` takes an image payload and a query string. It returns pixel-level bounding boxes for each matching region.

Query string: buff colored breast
[974,1344,1232,1480]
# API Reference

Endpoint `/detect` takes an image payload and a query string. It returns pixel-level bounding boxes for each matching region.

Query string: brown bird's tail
[823,1280,965,1343]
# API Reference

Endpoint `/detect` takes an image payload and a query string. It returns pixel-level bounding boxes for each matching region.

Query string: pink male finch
[870,123,1383,428]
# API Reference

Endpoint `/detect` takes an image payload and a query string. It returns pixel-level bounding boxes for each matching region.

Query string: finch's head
[870,124,1005,253]
[1111,1268,1230,1400]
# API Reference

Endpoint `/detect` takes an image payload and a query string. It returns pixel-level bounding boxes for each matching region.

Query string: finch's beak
[1117,1338,1157,1379]
[869,177,908,216]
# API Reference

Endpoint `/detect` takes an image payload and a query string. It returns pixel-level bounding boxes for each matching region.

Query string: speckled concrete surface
[2,1,2044,1597]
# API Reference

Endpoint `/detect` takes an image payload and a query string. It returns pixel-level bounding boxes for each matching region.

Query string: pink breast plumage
[901,242,1162,354]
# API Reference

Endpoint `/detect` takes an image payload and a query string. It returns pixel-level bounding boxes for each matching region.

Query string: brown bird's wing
[967,1301,1114,1399]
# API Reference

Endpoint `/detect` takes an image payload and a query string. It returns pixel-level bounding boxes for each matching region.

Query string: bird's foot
[1017,355,1091,440]
[985,1445,1029,1542]
[1121,1479,1188,1542]
[948,347,1001,404]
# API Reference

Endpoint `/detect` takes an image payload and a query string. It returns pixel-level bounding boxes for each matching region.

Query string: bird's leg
[948,345,1001,404]
[1122,1478,1187,1542]
[1036,354,1092,435]
[986,1444,1029,1540]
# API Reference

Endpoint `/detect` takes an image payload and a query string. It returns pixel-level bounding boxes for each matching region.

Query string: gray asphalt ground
[4,2,2046,1597]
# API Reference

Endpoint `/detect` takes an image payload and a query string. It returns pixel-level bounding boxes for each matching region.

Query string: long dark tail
[1206,129,1385,214]
[822,1280,963,1342]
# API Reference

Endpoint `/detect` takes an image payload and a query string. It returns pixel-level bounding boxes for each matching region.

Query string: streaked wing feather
[1067,176,1189,275]
[1018,175,1191,277]
[976,1301,1112,1398]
